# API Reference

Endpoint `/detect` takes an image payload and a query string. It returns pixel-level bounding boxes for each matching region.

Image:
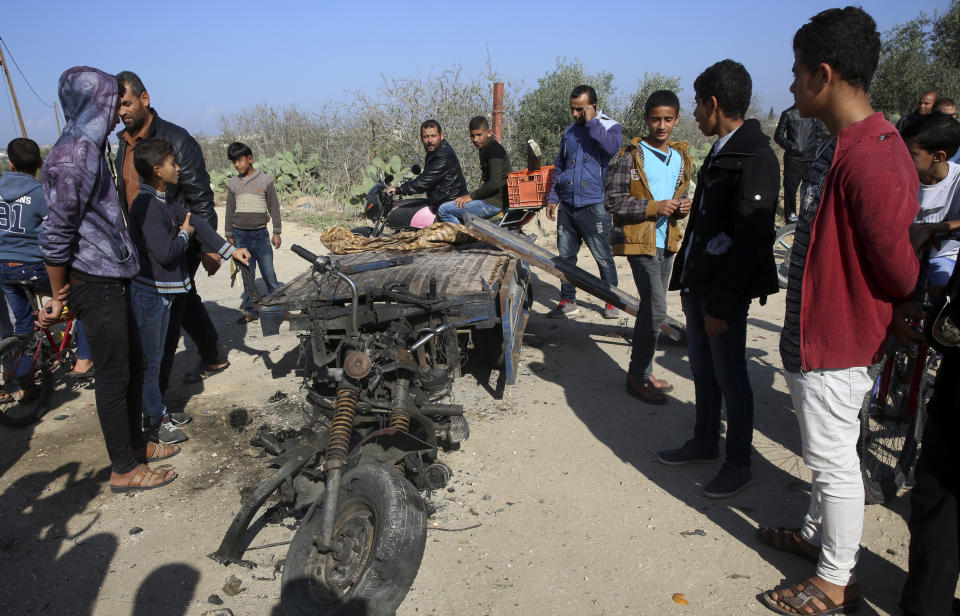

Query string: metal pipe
[410,316,487,350]
[316,467,342,551]
[333,271,359,334]
[492,82,504,142]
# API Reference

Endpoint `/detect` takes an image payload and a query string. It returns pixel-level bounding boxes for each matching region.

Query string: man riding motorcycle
[388,119,467,207]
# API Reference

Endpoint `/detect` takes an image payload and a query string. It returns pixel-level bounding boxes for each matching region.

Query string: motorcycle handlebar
[291,244,331,272]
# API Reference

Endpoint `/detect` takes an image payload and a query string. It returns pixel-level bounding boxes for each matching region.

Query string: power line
[0,37,54,109]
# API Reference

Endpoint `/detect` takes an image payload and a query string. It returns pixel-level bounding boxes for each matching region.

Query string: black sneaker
[656,439,719,465]
[168,412,192,427]
[148,418,188,445]
[703,463,752,498]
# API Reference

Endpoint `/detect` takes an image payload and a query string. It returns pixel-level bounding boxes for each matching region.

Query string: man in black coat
[115,71,228,394]
[657,60,780,499]
[774,105,827,222]
[388,119,467,206]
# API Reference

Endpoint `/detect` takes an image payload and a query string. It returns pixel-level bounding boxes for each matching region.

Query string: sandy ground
[0,214,919,616]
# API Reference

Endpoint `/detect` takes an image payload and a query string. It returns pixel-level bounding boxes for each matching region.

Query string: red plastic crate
[506,166,555,209]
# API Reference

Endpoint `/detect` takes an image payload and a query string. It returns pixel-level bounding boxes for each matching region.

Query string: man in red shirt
[759,7,920,615]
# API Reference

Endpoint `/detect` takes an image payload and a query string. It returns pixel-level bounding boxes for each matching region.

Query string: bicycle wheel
[858,347,930,504]
[773,224,796,289]
[0,333,54,428]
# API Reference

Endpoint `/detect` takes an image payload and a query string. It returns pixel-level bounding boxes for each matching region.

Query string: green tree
[871,1,960,116]
[512,59,617,169]
[621,72,682,139]
[932,0,960,69]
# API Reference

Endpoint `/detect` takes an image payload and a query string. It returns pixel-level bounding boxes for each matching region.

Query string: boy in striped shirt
[225,142,282,324]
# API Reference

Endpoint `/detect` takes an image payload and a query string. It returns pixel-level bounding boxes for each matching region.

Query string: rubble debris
[222,575,245,596]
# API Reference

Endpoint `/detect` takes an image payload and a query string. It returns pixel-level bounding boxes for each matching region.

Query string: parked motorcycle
[353,165,541,238]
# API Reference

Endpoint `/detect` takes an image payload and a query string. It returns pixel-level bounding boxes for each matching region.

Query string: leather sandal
[761,578,860,615]
[110,465,177,493]
[136,442,181,463]
[757,526,821,563]
[649,375,674,392]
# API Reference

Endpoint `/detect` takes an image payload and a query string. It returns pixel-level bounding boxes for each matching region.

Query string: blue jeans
[627,249,674,379]
[556,202,618,301]
[437,199,500,224]
[131,286,173,426]
[233,227,280,315]
[683,294,754,468]
[0,261,90,358]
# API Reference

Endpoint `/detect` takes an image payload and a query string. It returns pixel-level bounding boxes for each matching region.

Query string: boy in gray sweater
[225,142,282,323]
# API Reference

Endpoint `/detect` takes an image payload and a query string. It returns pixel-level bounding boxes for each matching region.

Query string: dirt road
[0,216,915,615]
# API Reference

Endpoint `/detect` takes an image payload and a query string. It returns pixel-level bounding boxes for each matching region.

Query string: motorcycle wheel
[282,463,427,616]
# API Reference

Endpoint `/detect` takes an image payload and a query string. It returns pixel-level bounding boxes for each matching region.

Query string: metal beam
[464,214,640,317]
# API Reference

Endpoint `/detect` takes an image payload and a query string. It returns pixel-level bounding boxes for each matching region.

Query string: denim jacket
[547,113,622,207]
[40,67,139,280]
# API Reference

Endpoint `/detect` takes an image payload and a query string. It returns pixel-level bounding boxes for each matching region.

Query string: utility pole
[53,101,61,135]
[492,82,504,142]
[0,42,26,138]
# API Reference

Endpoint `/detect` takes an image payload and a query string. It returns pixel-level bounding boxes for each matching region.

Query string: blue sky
[1,0,952,147]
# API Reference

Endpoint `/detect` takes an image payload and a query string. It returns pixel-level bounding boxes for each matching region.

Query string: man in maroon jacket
[758,8,920,615]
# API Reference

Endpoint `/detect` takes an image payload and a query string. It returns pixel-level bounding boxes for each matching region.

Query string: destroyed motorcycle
[213,241,532,616]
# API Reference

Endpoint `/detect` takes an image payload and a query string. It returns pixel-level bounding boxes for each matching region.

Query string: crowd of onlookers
[523,6,959,615]
[3,4,960,614]
[0,69,283,496]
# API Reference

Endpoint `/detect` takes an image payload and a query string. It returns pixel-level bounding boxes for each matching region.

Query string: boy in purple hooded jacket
[39,66,177,493]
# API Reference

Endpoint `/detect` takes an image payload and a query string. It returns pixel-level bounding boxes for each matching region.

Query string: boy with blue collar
[605,90,692,404]
[129,138,250,445]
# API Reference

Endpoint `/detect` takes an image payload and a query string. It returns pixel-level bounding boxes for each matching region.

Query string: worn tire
[282,463,427,616]
[858,349,929,504]
[774,224,796,289]
[0,334,53,429]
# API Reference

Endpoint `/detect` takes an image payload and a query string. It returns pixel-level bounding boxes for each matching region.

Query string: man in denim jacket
[545,85,622,319]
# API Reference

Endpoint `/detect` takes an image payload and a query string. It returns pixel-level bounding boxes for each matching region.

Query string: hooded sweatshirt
[40,66,139,280]
[0,171,47,262]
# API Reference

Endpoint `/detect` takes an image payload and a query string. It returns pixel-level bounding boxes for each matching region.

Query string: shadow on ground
[523,274,908,615]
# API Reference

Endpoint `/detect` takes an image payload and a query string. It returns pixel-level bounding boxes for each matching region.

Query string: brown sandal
[757,526,821,563]
[136,442,181,463]
[761,578,860,615]
[110,465,177,493]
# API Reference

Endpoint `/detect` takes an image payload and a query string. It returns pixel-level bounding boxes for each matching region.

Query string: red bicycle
[0,280,81,428]
[858,258,942,504]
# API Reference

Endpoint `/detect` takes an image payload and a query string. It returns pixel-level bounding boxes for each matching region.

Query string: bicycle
[773,223,795,289]
[0,280,81,428]
[857,258,942,505]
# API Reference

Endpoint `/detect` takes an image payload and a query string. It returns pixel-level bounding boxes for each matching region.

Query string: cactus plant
[348,155,415,207]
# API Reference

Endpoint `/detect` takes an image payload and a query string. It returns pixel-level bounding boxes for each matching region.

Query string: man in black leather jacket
[774,105,827,222]
[115,71,227,394]
[389,120,467,206]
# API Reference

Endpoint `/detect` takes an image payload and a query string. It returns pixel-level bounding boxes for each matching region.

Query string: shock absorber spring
[389,378,410,433]
[327,385,358,465]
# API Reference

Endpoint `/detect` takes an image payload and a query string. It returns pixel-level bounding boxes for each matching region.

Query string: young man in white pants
[758,7,921,615]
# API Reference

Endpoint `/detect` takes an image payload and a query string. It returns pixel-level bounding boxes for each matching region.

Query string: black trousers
[159,243,222,393]
[70,278,145,474]
[782,155,808,221]
[901,357,960,616]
